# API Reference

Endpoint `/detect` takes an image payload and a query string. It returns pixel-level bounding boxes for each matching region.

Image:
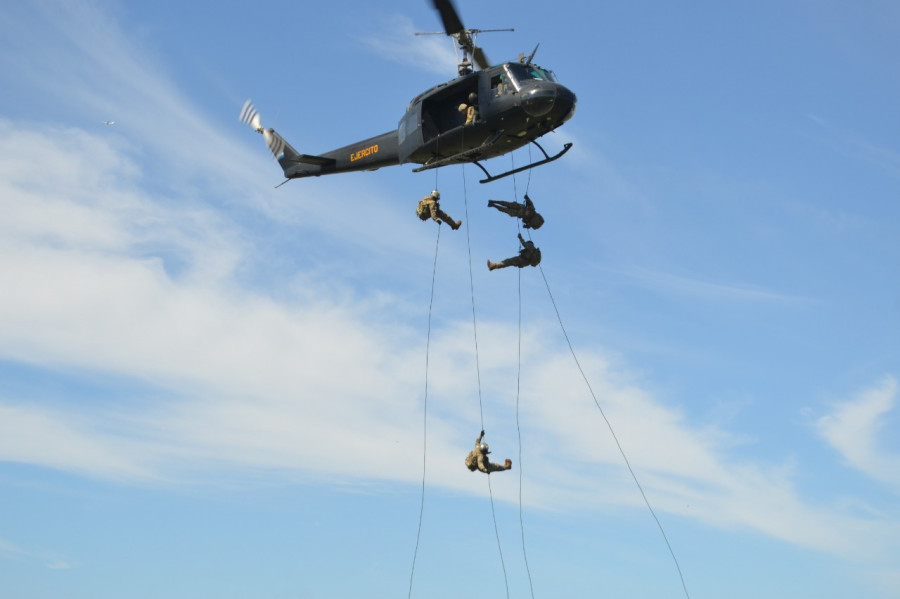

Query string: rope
[407,224,441,599]
[515,264,536,599]
[536,263,692,599]
[487,474,510,599]
[461,165,485,429]
[509,151,537,599]
[462,164,510,599]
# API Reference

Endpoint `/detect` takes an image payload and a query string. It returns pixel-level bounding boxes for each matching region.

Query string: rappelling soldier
[465,430,512,474]
[487,233,541,270]
[416,190,462,230]
[487,193,545,229]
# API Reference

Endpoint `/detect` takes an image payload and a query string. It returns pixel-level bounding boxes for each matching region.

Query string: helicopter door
[398,104,423,164]
[419,76,479,142]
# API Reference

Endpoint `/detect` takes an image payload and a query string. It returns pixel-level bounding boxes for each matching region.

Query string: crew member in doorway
[487,193,545,229]
[465,430,512,474]
[416,190,462,230]
[459,92,478,126]
[487,233,541,270]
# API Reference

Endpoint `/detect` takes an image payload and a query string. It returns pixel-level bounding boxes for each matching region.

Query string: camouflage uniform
[465,104,477,125]
[417,195,461,230]
[487,234,542,270]
[458,103,477,126]
[465,431,512,474]
[487,194,544,229]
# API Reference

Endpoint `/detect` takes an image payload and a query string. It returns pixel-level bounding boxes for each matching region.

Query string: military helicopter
[240,0,576,185]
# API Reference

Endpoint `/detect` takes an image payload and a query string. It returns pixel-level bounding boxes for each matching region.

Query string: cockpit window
[505,63,558,86]
[534,66,557,82]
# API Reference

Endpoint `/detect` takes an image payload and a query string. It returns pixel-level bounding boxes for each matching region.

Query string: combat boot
[504,459,512,470]
[487,259,497,271]
[452,220,462,230]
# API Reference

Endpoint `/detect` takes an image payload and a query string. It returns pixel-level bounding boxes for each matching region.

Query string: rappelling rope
[462,164,486,430]
[515,255,536,599]
[509,154,536,599]
[462,164,510,599]
[407,224,441,599]
[536,263,692,599]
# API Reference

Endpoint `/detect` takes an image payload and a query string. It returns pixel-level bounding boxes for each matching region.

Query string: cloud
[0,535,72,571]
[0,538,25,557]
[358,14,459,76]
[0,1,266,198]
[816,376,900,491]
[808,115,900,180]
[0,402,156,481]
[608,265,812,304]
[0,116,895,562]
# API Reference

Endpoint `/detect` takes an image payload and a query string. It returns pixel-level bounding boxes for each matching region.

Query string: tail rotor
[240,99,286,160]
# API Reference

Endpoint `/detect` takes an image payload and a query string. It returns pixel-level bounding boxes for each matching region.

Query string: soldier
[487,193,545,229]
[458,92,478,125]
[416,190,461,230]
[465,430,512,474]
[487,233,542,271]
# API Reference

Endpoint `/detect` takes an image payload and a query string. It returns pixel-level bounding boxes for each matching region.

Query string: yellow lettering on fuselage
[350,144,379,162]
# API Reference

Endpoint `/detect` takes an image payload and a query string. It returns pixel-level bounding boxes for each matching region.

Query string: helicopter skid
[474,139,572,184]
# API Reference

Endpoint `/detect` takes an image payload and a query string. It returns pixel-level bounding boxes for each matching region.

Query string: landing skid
[473,139,572,184]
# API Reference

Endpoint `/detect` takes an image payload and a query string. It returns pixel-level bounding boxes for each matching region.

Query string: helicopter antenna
[524,43,540,65]
[420,0,512,75]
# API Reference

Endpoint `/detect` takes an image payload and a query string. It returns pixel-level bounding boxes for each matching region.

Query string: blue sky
[1,0,899,597]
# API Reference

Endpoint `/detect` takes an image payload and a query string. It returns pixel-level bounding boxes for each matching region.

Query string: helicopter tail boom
[282,130,400,179]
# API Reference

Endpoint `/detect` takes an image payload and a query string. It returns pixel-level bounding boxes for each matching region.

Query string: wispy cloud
[0,2,265,197]
[816,376,900,492]
[610,266,811,304]
[0,536,71,571]
[0,538,25,557]
[358,14,458,76]
[0,402,155,481]
[807,114,900,180]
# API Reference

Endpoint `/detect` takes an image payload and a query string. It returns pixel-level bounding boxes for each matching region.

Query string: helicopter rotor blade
[430,0,465,35]
[473,46,490,70]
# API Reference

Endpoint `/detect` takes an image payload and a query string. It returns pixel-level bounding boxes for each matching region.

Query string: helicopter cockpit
[489,63,559,99]
[504,62,558,87]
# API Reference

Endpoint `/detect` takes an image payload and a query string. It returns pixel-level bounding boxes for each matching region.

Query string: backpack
[416,199,431,219]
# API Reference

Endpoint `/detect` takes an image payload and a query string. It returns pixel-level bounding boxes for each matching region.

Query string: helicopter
[240,0,576,185]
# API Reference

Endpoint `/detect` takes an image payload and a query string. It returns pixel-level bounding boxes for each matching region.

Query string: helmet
[431,190,440,200]
[479,442,490,454]
[468,92,477,103]
[528,213,545,229]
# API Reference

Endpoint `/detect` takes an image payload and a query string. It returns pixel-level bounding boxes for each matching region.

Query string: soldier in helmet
[465,430,512,474]
[487,233,541,271]
[487,193,545,230]
[416,189,462,230]
[459,92,478,126]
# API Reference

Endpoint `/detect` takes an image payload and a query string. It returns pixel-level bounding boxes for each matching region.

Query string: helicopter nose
[521,85,557,118]
[556,85,577,123]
